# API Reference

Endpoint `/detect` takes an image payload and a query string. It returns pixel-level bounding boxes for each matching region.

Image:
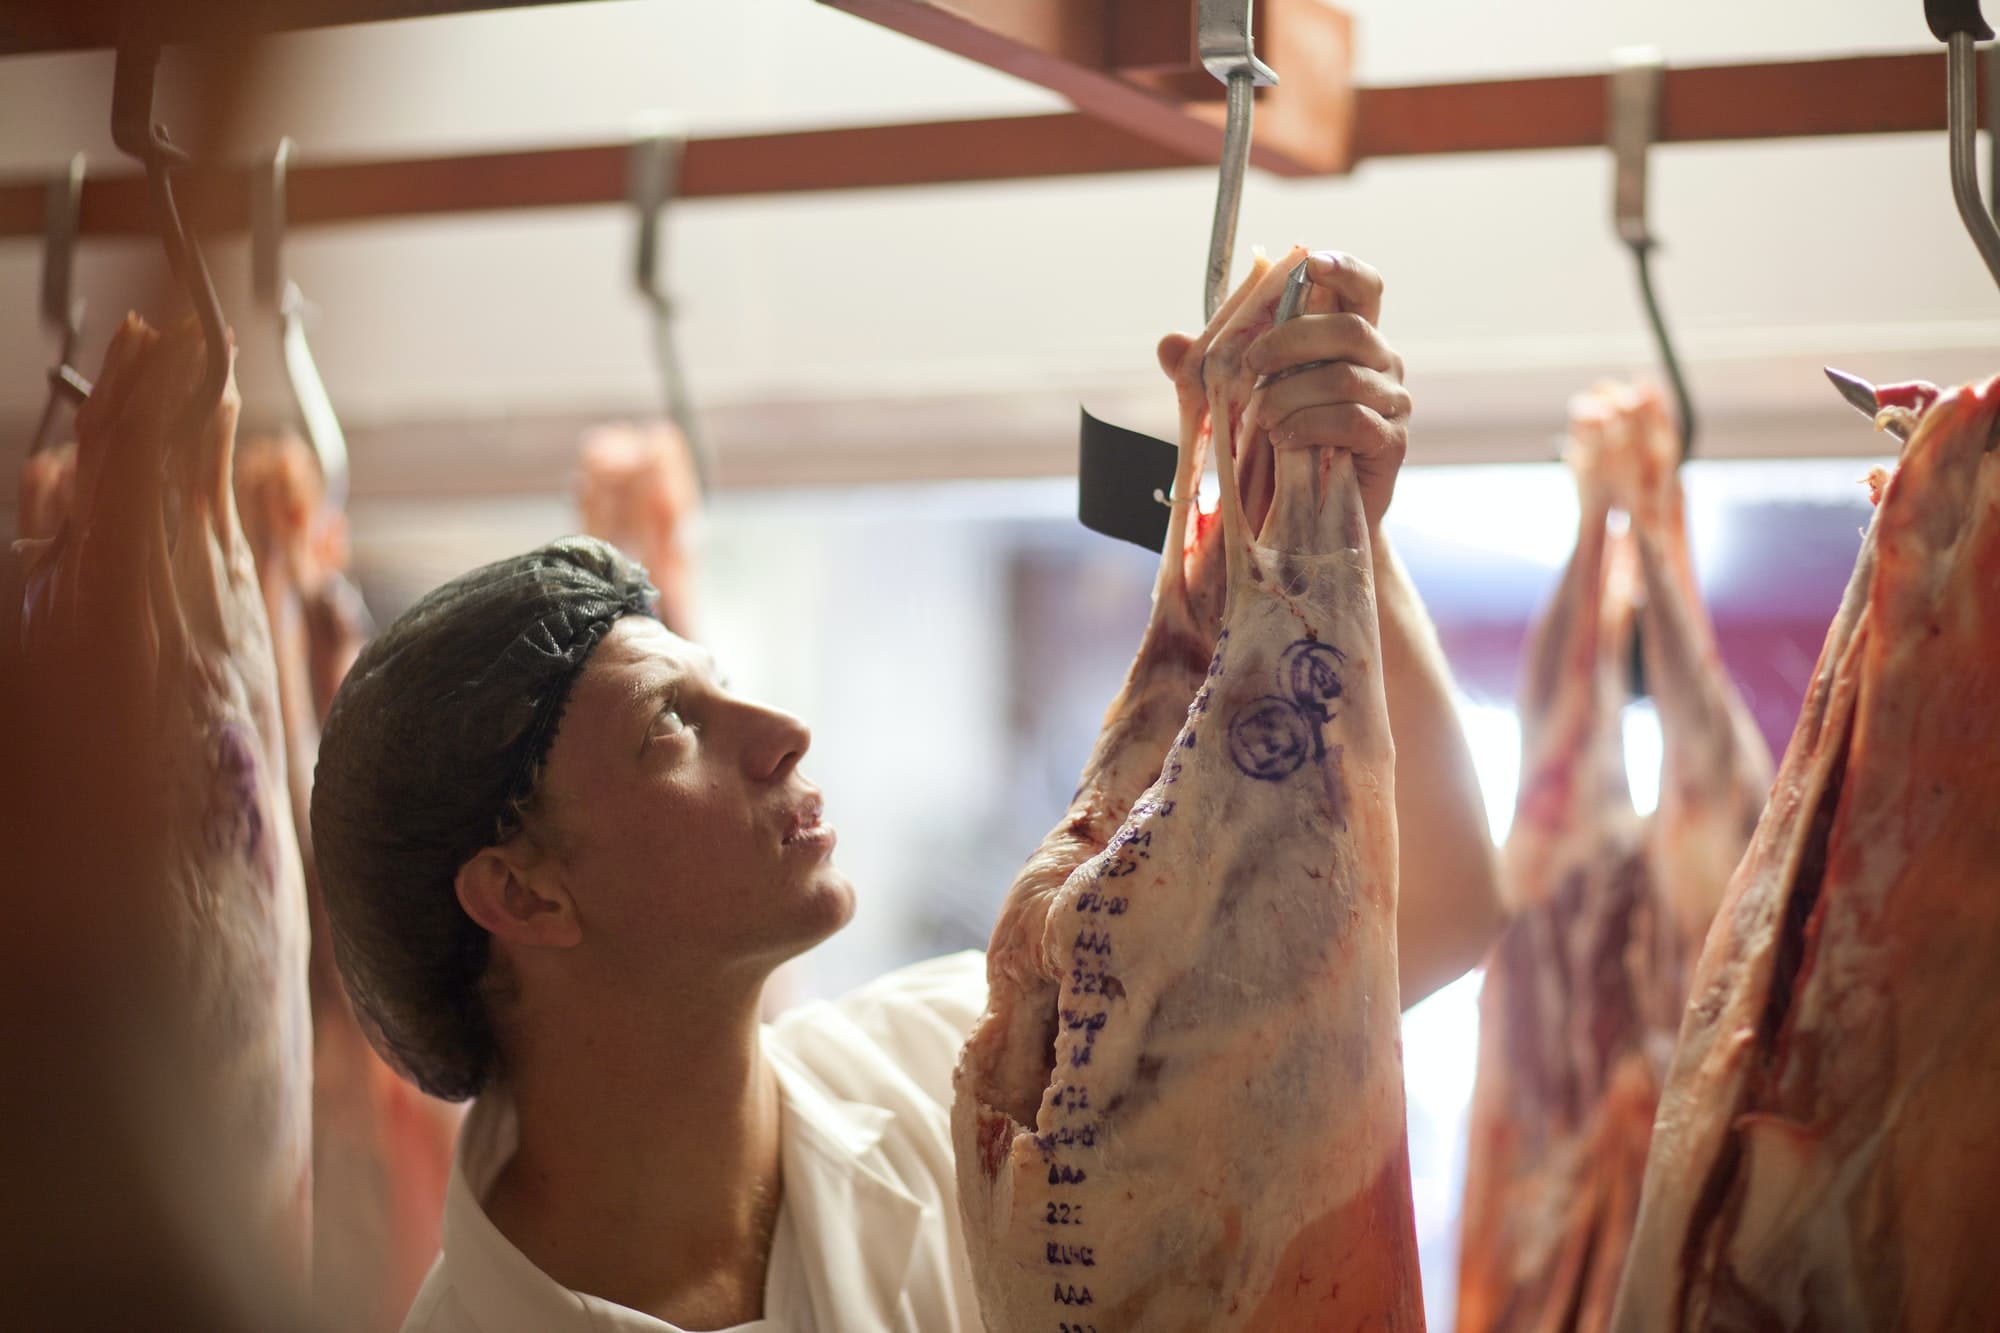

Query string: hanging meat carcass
[576,421,700,636]
[1456,391,1653,1333]
[6,317,313,1318]
[1610,379,2000,1331]
[1456,385,1771,1333]
[954,249,1424,1331]
[1616,391,1774,948]
[235,433,458,1333]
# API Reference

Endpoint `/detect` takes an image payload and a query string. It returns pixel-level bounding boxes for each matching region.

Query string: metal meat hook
[28,153,90,455]
[1609,48,1696,462]
[253,136,350,511]
[1199,0,1278,322]
[1929,0,2000,286]
[110,44,229,419]
[1822,3,1998,434]
[630,126,714,496]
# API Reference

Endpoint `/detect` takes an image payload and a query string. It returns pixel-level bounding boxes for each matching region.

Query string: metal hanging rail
[0,50,1956,239]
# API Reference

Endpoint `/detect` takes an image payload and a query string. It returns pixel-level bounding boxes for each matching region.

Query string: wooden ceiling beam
[816,0,1356,175]
[0,52,1953,240]
[0,0,612,56]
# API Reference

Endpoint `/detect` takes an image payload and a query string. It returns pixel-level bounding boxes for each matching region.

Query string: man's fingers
[1306,250,1384,326]
[1268,402,1407,460]
[1256,363,1411,435]
[1245,312,1399,379]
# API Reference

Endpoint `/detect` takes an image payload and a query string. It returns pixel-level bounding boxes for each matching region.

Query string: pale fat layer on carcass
[959,250,1422,1332]
[18,317,314,1279]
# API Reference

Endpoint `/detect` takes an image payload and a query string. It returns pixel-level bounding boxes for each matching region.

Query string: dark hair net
[311,536,658,1100]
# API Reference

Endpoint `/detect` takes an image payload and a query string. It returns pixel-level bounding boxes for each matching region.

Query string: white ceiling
[0,0,1993,484]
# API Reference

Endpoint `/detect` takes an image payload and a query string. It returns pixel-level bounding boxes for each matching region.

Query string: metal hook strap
[1609,51,1661,248]
[1608,50,1694,459]
[41,153,83,337]
[111,45,229,420]
[29,156,89,455]
[251,137,295,315]
[630,130,682,315]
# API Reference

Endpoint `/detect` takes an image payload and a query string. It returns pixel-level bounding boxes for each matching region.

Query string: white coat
[400,951,989,1333]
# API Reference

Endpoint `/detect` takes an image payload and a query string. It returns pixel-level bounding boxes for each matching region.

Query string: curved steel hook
[1205,73,1256,324]
[1609,50,1695,461]
[1945,31,2000,287]
[1928,2,2000,283]
[1198,0,1278,322]
[110,45,228,419]
[629,127,714,497]
[253,136,350,509]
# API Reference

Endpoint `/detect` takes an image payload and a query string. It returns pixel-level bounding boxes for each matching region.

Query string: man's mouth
[783,795,835,850]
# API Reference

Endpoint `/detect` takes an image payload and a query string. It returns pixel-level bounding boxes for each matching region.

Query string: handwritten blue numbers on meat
[953,249,1423,1333]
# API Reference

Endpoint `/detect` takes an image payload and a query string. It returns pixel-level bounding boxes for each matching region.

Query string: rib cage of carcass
[953,250,1425,1332]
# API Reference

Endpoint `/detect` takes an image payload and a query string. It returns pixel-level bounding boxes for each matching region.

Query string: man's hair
[311,537,657,1100]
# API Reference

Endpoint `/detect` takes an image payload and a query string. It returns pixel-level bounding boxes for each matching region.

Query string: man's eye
[652,707,687,738]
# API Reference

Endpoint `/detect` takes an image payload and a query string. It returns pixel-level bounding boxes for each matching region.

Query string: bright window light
[1622,699,1662,817]
[1453,697,1523,844]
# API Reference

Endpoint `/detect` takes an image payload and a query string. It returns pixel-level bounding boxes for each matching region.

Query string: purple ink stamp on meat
[1228,695,1313,781]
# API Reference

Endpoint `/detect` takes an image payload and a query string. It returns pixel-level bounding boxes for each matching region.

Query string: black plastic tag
[1077,408,1179,553]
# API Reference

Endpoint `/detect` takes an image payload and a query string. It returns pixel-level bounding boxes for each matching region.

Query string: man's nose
[746,704,811,782]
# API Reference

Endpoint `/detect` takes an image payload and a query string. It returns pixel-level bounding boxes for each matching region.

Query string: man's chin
[805,867,858,940]
[763,868,855,960]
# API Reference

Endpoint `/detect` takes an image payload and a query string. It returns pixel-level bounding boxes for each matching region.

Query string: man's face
[526,616,853,990]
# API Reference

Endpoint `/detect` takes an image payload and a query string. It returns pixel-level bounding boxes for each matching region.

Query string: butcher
[309,250,1499,1333]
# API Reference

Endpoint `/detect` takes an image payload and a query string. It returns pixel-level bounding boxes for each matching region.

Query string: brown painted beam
[0,114,1190,238]
[817,0,1354,175]
[0,52,1954,240]
[1107,0,1195,72]
[0,0,610,55]
[1351,51,1947,161]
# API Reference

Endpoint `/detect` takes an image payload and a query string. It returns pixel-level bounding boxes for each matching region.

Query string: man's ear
[455,842,582,950]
